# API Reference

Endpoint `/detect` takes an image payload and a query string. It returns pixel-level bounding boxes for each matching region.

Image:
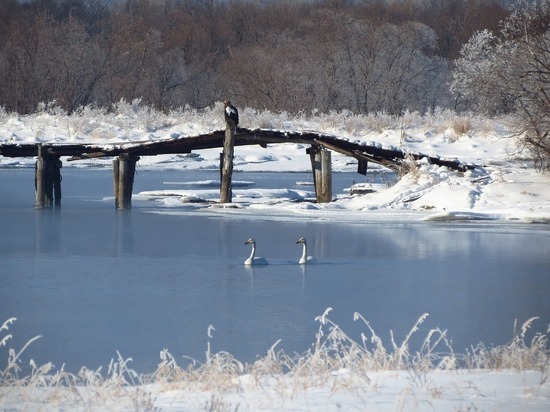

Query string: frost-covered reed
[1,100,511,144]
[1,311,548,411]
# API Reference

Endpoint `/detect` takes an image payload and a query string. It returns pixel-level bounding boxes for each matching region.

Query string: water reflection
[34,208,61,255]
[113,212,135,256]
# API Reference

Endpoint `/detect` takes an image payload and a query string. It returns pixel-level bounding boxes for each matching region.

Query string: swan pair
[244,237,315,265]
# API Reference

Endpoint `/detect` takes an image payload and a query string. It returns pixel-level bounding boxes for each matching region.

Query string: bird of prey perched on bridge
[223,100,239,130]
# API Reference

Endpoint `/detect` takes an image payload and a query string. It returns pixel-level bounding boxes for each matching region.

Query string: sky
[1,103,549,410]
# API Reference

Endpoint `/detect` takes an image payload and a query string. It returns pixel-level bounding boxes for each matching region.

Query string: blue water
[1,168,549,374]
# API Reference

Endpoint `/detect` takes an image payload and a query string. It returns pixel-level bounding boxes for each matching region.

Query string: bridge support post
[220,127,235,203]
[35,144,45,209]
[113,153,138,210]
[321,149,332,202]
[308,146,332,203]
[357,159,368,175]
[51,156,62,207]
[35,144,62,209]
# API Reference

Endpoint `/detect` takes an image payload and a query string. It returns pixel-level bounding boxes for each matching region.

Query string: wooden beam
[68,151,109,161]
[315,139,401,172]
[1,128,476,173]
[220,127,235,203]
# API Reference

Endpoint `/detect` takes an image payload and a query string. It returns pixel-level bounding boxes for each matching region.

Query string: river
[1,167,549,374]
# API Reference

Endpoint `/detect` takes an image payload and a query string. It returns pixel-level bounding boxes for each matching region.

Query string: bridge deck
[0,128,475,172]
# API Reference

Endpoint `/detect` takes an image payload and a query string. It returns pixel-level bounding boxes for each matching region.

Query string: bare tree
[451,0,550,170]
[0,0,515,114]
[502,1,550,170]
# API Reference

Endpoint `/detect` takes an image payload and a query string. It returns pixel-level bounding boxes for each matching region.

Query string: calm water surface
[1,168,549,374]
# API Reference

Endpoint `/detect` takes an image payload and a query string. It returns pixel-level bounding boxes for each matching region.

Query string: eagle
[223,100,239,130]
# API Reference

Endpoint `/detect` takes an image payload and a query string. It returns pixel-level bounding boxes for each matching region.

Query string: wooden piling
[320,149,332,202]
[312,151,323,202]
[357,159,368,176]
[118,153,128,209]
[35,145,62,209]
[308,146,332,203]
[43,155,62,208]
[113,157,120,208]
[220,127,235,203]
[44,156,53,208]
[52,157,62,207]
[113,153,138,210]
[127,155,137,207]
[35,144,45,209]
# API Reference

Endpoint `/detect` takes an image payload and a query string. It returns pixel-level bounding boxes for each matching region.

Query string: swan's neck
[249,244,256,260]
[244,243,256,265]
[300,242,307,263]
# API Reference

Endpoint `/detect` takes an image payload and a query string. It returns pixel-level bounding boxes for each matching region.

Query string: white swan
[244,238,269,265]
[296,237,316,264]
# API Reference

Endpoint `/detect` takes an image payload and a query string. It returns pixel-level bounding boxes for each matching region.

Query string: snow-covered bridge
[0,127,476,209]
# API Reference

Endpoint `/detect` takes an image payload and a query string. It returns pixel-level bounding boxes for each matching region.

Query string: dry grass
[1,312,548,411]
[5,102,513,148]
[462,317,549,372]
[397,152,422,180]
[451,117,472,137]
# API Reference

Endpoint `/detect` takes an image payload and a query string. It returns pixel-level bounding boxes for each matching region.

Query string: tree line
[0,0,548,168]
[0,0,509,115]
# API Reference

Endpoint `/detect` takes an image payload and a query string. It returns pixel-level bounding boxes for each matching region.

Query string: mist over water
[1,168,549,374]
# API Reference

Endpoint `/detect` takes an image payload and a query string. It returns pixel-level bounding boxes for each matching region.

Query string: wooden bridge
[0,127,475,209]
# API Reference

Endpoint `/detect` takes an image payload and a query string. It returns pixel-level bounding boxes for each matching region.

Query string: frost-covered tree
[451,0,550,170]
[501,1,550,171]
[450,29,513,113]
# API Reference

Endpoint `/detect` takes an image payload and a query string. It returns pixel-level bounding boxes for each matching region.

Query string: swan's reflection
[243,264,256,288]
[299,263,307,289]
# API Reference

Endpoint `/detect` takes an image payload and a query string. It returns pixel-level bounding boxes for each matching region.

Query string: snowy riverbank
[1,103,550,224]
[1,312,549,411]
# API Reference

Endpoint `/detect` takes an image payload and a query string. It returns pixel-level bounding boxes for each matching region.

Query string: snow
[2,369,548,411]
[2,104,548,223]
[1,104,549,410]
